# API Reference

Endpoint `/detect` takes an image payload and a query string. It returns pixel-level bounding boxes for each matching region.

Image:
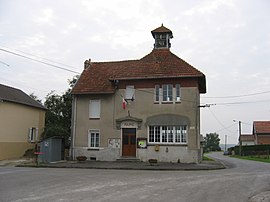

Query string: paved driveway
[1,152,270,202]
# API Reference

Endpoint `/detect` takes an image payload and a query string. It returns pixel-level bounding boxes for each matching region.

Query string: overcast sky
[1,0,270,144]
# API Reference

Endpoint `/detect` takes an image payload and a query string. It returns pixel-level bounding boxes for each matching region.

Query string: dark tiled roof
[72,49,206,94]
[0,84,46,110]
[254,121,270,134]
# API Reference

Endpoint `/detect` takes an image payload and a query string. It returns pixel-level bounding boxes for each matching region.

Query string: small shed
[39,136,64,163]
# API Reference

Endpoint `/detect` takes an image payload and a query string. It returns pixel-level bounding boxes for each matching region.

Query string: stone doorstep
[116,157,141,162]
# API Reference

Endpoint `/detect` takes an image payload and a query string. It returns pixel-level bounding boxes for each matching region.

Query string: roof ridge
[92,59,140,64]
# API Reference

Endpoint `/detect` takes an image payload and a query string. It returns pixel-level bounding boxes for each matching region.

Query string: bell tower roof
[151,24,173,49]
[151,24,173,38]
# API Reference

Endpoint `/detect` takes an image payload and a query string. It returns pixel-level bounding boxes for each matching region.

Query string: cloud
[183,0,235,16]
[33,8,55,25]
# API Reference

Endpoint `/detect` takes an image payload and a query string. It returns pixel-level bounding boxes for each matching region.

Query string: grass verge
[231,155,270,163]
[203,155,214,161]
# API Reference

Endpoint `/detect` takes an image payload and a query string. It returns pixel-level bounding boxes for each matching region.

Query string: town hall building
[71,25,206,163]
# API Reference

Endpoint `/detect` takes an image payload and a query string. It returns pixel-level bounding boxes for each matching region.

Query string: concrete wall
[0,101,45,160]
[137,146,200,163]
[74,147,120,161]
[72,86,201,163]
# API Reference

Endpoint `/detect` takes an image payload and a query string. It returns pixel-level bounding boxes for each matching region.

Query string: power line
[0,45,78,70]
[215,123,236,133]
[213,99,270,106]
[0,76,48,93]
[0,60,9,67]
[0,48,80,74]
[208,108,235,134]
[202,90,270,99]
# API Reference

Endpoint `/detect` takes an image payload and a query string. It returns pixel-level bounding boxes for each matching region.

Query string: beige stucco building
[71,25,206,163]
[0,84,46,160]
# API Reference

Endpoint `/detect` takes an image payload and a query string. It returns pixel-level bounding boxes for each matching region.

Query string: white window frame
[175,84,181,102]
[148,125,187,144]
[89,100,101,119]
[88,129,100,148]
[154,84,181,104]
[154,85,160,103]
[162,84,173,102]
[28,127,38,143]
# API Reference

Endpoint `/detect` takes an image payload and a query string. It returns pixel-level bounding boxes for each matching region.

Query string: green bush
[23,148,35,158]
[234,145,270,156]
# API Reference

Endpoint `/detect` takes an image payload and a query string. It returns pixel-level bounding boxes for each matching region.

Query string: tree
[29,93,42,104]
[203,133,221,152]
[42,75,79,147]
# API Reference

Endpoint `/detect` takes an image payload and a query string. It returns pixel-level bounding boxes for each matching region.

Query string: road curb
[15,160,225,171]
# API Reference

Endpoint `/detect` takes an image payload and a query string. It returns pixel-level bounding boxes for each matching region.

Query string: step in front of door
[116,157,140,162]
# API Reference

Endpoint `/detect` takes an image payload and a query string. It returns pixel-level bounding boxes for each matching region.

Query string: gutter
[109,74,205,81]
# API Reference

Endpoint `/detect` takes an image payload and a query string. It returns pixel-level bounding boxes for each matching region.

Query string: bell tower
[151,24,173,49]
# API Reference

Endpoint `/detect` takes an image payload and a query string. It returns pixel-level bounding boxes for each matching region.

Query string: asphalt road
[0,152,270,202]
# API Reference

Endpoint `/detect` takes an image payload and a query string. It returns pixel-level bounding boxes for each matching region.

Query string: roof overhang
[109,74,206,94]
[71,91,115,95]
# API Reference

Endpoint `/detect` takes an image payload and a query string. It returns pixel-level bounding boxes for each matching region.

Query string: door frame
[121,128,137,157]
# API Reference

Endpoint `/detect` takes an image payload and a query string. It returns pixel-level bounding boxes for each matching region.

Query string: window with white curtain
[89,100,101,119]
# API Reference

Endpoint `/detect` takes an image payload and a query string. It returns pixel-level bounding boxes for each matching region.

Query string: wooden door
[122,128,136,157]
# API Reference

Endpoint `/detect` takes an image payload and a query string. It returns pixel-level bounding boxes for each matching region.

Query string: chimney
[84,59,91,69]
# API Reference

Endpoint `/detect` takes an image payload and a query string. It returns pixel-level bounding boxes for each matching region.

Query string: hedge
[234,145,270,156]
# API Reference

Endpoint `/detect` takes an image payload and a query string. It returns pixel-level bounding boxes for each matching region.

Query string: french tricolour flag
[122,98,127,110]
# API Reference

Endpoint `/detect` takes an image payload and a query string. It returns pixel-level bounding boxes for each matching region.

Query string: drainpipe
[71,95,77,160]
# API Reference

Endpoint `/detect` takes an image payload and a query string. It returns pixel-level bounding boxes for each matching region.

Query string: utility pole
[234,120,242,156]
[239,121,242,156]
[225,135,227,151]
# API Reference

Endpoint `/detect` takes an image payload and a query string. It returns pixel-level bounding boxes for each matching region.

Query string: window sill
[154,102,182,104]
[89,118,100,120]
[87,148,100,151]
[161,101,173,104]
[147,143,187,146]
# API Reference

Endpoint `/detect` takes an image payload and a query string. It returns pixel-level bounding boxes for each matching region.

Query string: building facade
[0,84,46,160]
[253,121,270,145]
[240,134,255,146]
[71,25,206,163]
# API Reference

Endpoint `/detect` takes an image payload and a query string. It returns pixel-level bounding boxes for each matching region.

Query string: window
[175,126,187,143]
[28,127,38,143]
[154,84,181,104]
[155,85,159,102]
[176,84,181,102]
[162,84,173,102]
[89,100,100,119]
[88,130,100,148]
[125,86,135,100]
[148,126,187,144]
[162,126,168,142]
